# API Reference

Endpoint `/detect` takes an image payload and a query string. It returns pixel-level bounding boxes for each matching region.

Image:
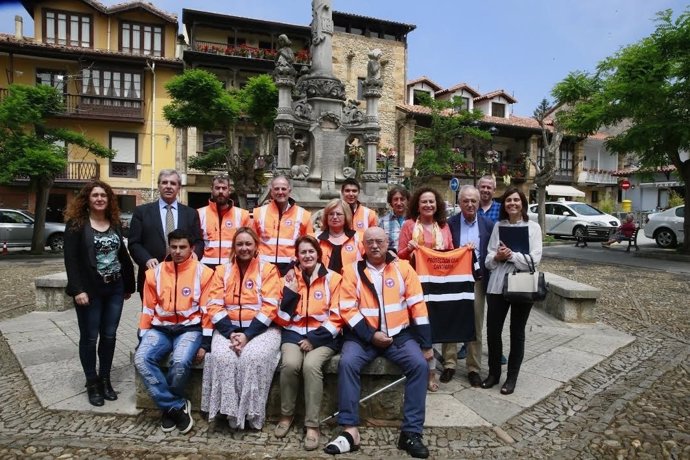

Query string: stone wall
[332,32,407,150]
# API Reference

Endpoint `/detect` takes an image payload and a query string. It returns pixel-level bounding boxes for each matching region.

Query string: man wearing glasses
[325,227,432,458]
[197,175,251,269]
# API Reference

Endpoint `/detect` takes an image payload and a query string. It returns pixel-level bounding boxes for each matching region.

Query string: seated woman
[602,213,636,247]
[201,227,282,430]
[273,235,343,450]
[317,199,363,274]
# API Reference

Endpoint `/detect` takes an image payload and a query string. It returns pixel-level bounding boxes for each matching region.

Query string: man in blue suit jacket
[128,169,203,295]
[445,185,495,387]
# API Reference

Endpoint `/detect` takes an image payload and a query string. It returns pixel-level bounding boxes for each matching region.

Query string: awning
[545,185,585,198]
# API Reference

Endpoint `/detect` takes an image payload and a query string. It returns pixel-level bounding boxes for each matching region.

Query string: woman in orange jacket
[200,227,282,430]
[317,199,364,274]
[273,235,343,450]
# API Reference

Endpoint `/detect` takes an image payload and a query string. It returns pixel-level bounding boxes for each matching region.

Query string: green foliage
[597,196,616,214]
[241,74,278,130]
[412,95,487,179]
[668,190,685,207]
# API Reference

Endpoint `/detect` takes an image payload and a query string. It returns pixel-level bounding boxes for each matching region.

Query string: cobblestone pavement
[0,257,688,459]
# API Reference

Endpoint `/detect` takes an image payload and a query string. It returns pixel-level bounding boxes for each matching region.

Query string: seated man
[134,229,215,434]
[325,227,433,459]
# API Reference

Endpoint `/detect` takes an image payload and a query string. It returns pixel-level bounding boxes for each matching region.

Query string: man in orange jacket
[325,227,432,459]
[198,175,251,268]
[134,229,214,435]
[341,178,378,233]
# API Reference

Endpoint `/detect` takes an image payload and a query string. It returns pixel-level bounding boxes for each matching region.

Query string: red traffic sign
[620,179,631,190]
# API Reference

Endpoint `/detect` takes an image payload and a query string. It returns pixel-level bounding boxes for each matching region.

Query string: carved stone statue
[342,99,364,125]
[274,34,296,77]
[293,98,313,121]
[290,137,311,180]
[342,167,356,179]
[366,49,383,82]
[311,0,332,46]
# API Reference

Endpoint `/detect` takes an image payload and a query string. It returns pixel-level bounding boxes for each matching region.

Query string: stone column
[310,0,334,77]
[273,60,296,175]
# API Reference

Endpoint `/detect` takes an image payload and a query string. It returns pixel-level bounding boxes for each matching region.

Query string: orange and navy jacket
[253,198,313,275]
[140,255,215,347]
[274,264,343,350]
[317,229,364,274]
[198,200,251,267]
[351,203,378,233]
[339,253,431,348]
[205,257,281,342]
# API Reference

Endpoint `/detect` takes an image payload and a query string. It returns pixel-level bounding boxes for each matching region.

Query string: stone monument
[273,0,386,209]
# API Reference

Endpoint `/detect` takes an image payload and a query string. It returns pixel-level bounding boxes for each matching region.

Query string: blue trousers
[74,279,124,381]
[134,329,201,411]
[337,339,427,433]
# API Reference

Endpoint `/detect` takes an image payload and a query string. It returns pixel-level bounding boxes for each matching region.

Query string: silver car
[528,201,620,238]
[644,205,685,248]
[0,209,65,251]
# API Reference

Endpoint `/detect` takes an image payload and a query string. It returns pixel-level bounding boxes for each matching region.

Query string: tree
[0,84,113,253]
[412,93,487,185]
[163,69,278,208]
[526,98,565,233]
[553,8,690,252]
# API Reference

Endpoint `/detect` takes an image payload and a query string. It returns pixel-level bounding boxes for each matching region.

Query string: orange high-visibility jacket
[339,254,431,348]
[140,256,215,338]
[317,229,364,274]
[198,201,251,267]
[253,199,312,271]
[274,264,343,349]
[351,203,378,233]
[205,257,281,340]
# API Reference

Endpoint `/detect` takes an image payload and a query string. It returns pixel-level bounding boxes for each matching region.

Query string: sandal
[304,429,320,451]
[274,416,293,438]
[324,431,360,455]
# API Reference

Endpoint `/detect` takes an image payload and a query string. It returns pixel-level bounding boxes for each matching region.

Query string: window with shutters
[110,133,138,178]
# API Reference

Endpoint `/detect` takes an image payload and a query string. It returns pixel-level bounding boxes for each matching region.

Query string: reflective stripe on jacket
[339,255,431,348]
[317,229,364,274]
[205,257,281,340]
[140,256,215,337]
[253,199,312,267]
[352,204,378,233]
[198,201,251,267]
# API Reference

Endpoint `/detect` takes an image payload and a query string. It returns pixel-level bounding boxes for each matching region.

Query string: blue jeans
[134,328,201,411]
[337,339,427,433]
[74,279,124,381]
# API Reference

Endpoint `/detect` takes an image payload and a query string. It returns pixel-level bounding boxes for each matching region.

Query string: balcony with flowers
[192,41,311,64]
[452,150,527,185]
[577,167,618,185]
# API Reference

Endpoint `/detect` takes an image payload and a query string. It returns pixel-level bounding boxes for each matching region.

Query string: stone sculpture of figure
[366,49,383,82]
[343,99,364,125]
[311,0,331,45]
[275,34,295,76]
[342,167,356,179]
[293,98,313,121]
[290,138,311,180]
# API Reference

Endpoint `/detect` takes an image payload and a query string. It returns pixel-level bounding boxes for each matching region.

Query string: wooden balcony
[452,160,528,182]
[60,93,144,123]
[190,40,311,64]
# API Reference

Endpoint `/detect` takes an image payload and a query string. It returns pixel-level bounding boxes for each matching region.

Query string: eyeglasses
[364,239,386,246]
[328,212,345,217]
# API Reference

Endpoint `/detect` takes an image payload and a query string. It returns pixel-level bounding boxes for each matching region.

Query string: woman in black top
[63,180,135,406]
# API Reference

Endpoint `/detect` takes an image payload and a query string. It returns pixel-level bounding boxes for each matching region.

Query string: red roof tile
[612,165,677,176]
[406,76,443,91]
[396,104,551,131]
[435,82,480,98]
[473,89,517,104]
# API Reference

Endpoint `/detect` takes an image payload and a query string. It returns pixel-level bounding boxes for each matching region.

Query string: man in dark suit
[445,185,495,387]
[128,169,203,294]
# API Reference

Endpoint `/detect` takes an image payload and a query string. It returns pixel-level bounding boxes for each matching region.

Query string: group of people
[63,169,542,458]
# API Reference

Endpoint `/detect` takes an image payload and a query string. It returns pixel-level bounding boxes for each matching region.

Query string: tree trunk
[30,176,54,254]
[680,161,690,254]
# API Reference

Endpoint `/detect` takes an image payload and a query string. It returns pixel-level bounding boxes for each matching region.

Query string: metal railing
[191,40,311,64]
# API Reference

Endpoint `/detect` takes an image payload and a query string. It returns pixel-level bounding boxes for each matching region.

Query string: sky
[0,0,686,117]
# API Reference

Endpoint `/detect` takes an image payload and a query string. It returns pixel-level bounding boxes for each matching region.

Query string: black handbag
[502,253,547,303]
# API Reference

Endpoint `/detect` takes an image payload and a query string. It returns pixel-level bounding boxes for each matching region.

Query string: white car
[644,205,685,248]
[528,201,620,238]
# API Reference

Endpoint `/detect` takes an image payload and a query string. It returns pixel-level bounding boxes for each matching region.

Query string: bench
[618,227,640,252]
[34,272,72,312]
[535,272,601,323]
[134,353,404,423]
[574,226,613,247]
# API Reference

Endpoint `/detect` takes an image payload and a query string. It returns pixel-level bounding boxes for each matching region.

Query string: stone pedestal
[34,272,71,311]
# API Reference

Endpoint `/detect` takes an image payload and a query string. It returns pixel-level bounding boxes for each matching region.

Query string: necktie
[165,204,174,237]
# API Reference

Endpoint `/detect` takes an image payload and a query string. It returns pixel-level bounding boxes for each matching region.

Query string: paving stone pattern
[0,257,688,458]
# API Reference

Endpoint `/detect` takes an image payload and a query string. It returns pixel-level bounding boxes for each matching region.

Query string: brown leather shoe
[439,368,455,383]
[467,371,482,387]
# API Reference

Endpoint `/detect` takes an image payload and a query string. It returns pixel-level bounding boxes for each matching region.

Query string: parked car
[644,205,685,248]
[528,201,620,238]
[0,209,65,251]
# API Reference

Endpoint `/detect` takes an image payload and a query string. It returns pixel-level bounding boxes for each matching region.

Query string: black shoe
[467,371,482,388]
[100,377,118,401]
[397,431,429,459]
[85,380,104,407]
[439,368,455,383]
[170,399,194,434]
[500,355,508,365]
[501,377,517,395]
[161,411,176,432]
[481,375,500,389]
